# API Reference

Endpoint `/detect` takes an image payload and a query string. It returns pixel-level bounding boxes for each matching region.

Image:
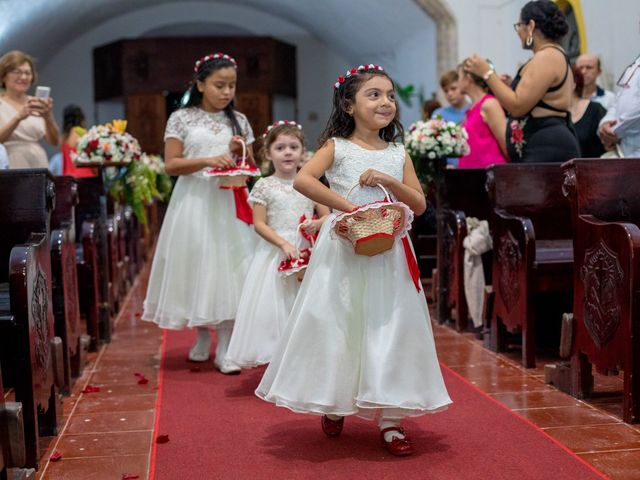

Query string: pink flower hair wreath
[262,120,303,138]
[333,64,385,90]
[194,52,238,73]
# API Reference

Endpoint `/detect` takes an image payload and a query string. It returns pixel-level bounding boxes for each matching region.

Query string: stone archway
[415,0,458,76]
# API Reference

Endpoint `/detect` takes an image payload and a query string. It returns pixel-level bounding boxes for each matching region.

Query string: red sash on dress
[231,187,253,225]
[401,236,421,292]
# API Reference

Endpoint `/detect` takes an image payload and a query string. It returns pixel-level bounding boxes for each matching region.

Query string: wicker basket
[203,139,260,188]
[334,183,405,257]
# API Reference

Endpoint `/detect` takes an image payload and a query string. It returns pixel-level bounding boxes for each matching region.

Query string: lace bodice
[325,137,406,208]
[249,176,315,243]
[164,107,254,177]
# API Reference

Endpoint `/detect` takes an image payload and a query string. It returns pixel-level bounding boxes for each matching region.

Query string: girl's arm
[294,141,357,212]
[301,204,331,235]
[252,203,297,259]
[481,97,508,157]
[466,50,563,117]
[358,152,426,215]
[164,138,236,176]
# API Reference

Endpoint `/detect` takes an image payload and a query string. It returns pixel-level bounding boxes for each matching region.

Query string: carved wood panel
[31,267,50,388]
[580,240,624,348]
[498,231,521,312]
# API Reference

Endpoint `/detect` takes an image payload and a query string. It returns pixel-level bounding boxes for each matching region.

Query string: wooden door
[125,93,167,155]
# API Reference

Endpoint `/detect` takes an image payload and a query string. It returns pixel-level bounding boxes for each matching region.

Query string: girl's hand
[359,168,395,189]
[208,154,236,169]
[464,54,490,78]
[301,219,320,235]
[280,241,298,260]
[229,135,246,156]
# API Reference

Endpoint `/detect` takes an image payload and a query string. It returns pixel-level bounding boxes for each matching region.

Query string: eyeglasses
[8,69,33,77]
[513,22,526,32]
[616,58,640,88]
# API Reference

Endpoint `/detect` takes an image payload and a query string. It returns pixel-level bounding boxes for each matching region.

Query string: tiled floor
[19,266,640,479]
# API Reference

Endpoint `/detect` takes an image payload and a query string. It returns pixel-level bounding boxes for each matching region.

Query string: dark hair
[318,68,404,148]
[184,56,243,135]
[62,104,85,135]
[521,1,569,42]
[422,99,441,120]
[439,70,459,89]
[571,64,584,97]
[259,123,306,175]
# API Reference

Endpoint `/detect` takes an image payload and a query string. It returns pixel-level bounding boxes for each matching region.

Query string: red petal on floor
[133,372,143,377]
[122,474,140,480]
[50,450,63,462]
[137,377,149,385]
[82,385,101,394]
[189,366,201,372]
[156,434,170,444]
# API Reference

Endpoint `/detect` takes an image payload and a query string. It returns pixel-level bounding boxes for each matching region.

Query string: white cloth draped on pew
[463,218,492,328]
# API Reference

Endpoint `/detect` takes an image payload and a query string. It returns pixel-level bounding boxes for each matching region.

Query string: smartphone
[35,86,51,99]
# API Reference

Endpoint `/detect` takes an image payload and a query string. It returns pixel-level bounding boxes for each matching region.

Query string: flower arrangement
[74,120,172,229]
[404,117,470,187]
[74,120,141,165]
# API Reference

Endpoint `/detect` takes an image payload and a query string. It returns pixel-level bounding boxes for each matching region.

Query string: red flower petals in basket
[278,221,317,282]
[332,183,412,257]
[203,139,260,189]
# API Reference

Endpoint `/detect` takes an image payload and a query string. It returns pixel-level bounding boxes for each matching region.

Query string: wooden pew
[437,168,492,331]
[558,158,640,423]
[411,191,437,302]
[0,169,62,469]
[51,177,90,390]
[75,177,112,343]
[486,164,574,368]
[1,366,27,479]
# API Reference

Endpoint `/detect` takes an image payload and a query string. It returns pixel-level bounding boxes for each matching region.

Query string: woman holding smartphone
[0,50,59,169]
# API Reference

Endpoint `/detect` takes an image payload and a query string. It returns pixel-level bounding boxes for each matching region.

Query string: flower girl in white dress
[226,121,329,368]
[142,53,257,374]
[256,65,451,456]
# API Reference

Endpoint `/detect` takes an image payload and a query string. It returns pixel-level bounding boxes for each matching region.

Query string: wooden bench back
[51,176,79,231]
[563,158,640,223]
[0,169,54,282]
[487,163,571,240]
[443,168,492,220]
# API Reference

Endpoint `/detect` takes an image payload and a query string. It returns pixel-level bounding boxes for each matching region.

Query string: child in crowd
[143,52,257,374]
[226,121,329,368]
[256,65,451,456]
[457,64,508,168]
[432,70,470,167]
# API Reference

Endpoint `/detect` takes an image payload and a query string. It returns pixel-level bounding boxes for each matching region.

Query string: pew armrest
[0,401,26,468]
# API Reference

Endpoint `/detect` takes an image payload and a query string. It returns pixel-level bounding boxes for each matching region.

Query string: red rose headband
[194,52,237,73]
[333,64,385,90]
[262,120,303,138]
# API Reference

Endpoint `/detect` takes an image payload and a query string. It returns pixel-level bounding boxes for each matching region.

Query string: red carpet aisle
[151,330,607,480]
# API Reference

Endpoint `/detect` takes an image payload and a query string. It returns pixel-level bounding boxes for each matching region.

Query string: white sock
[215,321,234,362]
[379,419,405,442]
[189,327,211,361]
[326,414,341,421]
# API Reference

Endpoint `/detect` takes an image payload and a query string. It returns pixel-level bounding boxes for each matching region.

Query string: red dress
[62,143,96,177]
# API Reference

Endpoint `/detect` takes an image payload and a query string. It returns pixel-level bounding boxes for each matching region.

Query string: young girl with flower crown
[142,53,257,374]
[256,65,451,456]
[226,121,329,368]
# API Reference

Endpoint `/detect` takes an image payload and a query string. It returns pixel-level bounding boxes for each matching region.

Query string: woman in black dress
[464,1,580,163]
[569,65,606,158]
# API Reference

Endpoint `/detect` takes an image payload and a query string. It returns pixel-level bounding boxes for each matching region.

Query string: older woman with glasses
[0,50,60,169]
[464,1,579,163]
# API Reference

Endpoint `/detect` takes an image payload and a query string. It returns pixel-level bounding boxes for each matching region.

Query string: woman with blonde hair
[0,50,60,168]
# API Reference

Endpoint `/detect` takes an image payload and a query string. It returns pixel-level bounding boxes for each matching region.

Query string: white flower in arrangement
[140,153,166,174]
[73,120,142,164]
[405,117,470,160]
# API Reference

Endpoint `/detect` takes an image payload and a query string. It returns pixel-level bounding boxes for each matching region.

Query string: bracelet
[482,69,495,81]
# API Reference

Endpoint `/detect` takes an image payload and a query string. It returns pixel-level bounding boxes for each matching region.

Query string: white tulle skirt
[256,215,452,420]
[226,238,301,367]
[142,175,257,329]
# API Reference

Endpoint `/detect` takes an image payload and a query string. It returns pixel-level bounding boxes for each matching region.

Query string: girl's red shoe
[321,415,344,437]
[380,427,414,456]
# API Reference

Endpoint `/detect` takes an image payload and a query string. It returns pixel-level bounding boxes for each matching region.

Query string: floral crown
[194,52,237,73]
[262,120,303,138]
[333,64,385,90]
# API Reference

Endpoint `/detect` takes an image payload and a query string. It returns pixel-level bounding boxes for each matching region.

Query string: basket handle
[232,138,247,167]
[296,223,315,251]
[344,182,392,204]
